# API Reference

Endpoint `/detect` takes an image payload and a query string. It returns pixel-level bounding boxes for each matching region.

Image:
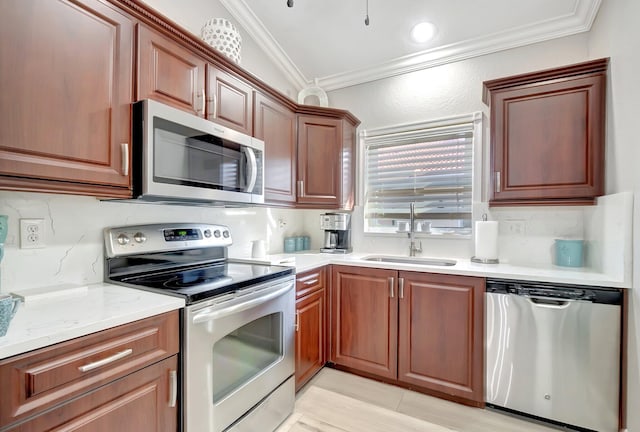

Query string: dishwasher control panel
[486,278,622,304]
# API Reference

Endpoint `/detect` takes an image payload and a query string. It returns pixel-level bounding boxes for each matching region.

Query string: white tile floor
[277,368,561,432]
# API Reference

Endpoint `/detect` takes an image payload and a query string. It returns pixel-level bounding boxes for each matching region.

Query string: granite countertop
[0,283,185,360]
[232,252,629,288]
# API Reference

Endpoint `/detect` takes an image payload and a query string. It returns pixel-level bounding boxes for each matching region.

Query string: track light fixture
[287,0,293,7]
[365,0,370,25]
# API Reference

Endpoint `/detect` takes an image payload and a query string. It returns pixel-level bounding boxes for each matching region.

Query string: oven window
[211,312,283,403]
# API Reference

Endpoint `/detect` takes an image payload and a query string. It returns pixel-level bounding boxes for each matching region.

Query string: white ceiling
[220,0,601,91]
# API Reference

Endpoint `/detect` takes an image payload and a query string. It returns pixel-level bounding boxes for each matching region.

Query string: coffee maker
[320,213,352,254]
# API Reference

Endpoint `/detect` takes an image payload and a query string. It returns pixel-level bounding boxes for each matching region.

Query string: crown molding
[219,0,307,89]
[222,0,602,92]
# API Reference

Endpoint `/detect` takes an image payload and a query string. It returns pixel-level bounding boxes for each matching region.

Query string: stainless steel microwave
[131,99,264,205]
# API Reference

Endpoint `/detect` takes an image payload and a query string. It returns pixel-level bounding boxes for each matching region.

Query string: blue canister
[284,237,296,253]
[295,236,304,251]
[303,236,310,251]
[555,239,584,267]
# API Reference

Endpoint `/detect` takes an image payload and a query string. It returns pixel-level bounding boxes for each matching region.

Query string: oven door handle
[192,282,293,324]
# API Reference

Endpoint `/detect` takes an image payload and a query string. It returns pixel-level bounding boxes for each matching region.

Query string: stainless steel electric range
[104,223,295,432]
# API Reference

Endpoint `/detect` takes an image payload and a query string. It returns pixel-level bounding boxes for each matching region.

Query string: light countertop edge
[236,253,630,289]
[1,254,627,360]
[0,283,185,361]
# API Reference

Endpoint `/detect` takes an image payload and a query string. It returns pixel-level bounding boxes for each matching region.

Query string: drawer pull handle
[78,348,133,372]
[169,370,178,408]
[399,278,404,299]
[389,277,394,298]
[295,310,300,332]
[303,278,319,286]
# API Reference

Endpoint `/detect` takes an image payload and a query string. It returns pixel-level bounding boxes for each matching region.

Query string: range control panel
[104,223,232,257]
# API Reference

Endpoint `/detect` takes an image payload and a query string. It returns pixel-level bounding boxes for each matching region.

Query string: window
[363,114,479,236]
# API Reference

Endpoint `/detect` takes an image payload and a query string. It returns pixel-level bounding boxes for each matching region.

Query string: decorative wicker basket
[201,18,242,64]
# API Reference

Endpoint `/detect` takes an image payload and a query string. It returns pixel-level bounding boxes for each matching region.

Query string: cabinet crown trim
[482,57,609,105]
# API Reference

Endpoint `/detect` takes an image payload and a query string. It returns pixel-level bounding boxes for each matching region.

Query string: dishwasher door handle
[525,295,574,309]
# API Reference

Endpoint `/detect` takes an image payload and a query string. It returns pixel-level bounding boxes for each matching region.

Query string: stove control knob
[222,230,230,238]
[213,230,221,238]
[117,233,130,246]
[203,229,212,238]
[134,232,147,243]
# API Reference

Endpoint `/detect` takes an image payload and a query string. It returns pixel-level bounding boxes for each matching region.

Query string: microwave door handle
[243,146,258,192]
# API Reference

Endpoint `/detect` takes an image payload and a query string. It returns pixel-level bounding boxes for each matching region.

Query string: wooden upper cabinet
[207,65,254,135]
[483,58,608,206]
[137,24,207,117]
[297,115,343,207]
[330,265,398,380]
[397,272,484,405]
[0,0,134,197]
[254,92,297,204]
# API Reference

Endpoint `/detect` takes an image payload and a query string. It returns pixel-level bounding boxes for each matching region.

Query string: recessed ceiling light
[411,22,436,43]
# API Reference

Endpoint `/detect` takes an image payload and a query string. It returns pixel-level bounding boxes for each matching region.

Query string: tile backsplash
[0,192,309,293]
[0,190,632,292]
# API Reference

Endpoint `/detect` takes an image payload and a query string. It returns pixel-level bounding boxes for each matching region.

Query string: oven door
[184,276,295,432]
[134,99,264,204]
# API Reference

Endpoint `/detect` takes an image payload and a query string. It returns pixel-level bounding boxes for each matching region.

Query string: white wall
[139,0,300,99]
[587,0,640,429]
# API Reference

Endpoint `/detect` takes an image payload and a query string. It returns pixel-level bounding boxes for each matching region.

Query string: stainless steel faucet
[408,202,422,256]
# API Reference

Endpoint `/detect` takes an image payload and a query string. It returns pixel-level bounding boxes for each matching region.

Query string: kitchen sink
[362,255,457,266]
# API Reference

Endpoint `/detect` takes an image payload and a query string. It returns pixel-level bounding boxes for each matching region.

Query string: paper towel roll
[475,221,498,260]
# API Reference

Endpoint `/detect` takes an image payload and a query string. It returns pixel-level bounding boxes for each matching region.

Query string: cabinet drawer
[0,311,179,429]
[296,267,325,299]
[5,356,178,432]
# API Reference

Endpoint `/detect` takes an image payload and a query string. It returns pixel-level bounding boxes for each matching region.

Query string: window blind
[364,122,473,234]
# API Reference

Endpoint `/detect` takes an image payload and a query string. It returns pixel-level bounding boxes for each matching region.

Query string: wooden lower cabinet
[330,266,485,405]
[0,311,179,431]
[398,271,484,404]
[330,266,398,380]
[295,268,327,391]
[6,356,178,432]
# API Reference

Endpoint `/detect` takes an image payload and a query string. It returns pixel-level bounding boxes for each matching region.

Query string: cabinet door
[137,24,207,117]
[295,289,326,391]
[331,266,398,380]
[254,92,297,204]
[398,272,484,404]
[207,65,253,135]
[7,356,178,432]
[297,116,343,207]
[486,60,607,206]
[0,0,133,196]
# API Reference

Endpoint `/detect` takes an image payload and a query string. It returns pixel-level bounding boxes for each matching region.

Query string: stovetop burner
[104,223,294,305]
[112,261,293,304]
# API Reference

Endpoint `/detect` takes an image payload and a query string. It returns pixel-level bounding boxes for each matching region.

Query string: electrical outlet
[503,220,526,236]
[20,218,46,249]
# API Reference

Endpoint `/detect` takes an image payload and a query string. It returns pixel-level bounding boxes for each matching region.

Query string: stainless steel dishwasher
[485,279,622,432]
